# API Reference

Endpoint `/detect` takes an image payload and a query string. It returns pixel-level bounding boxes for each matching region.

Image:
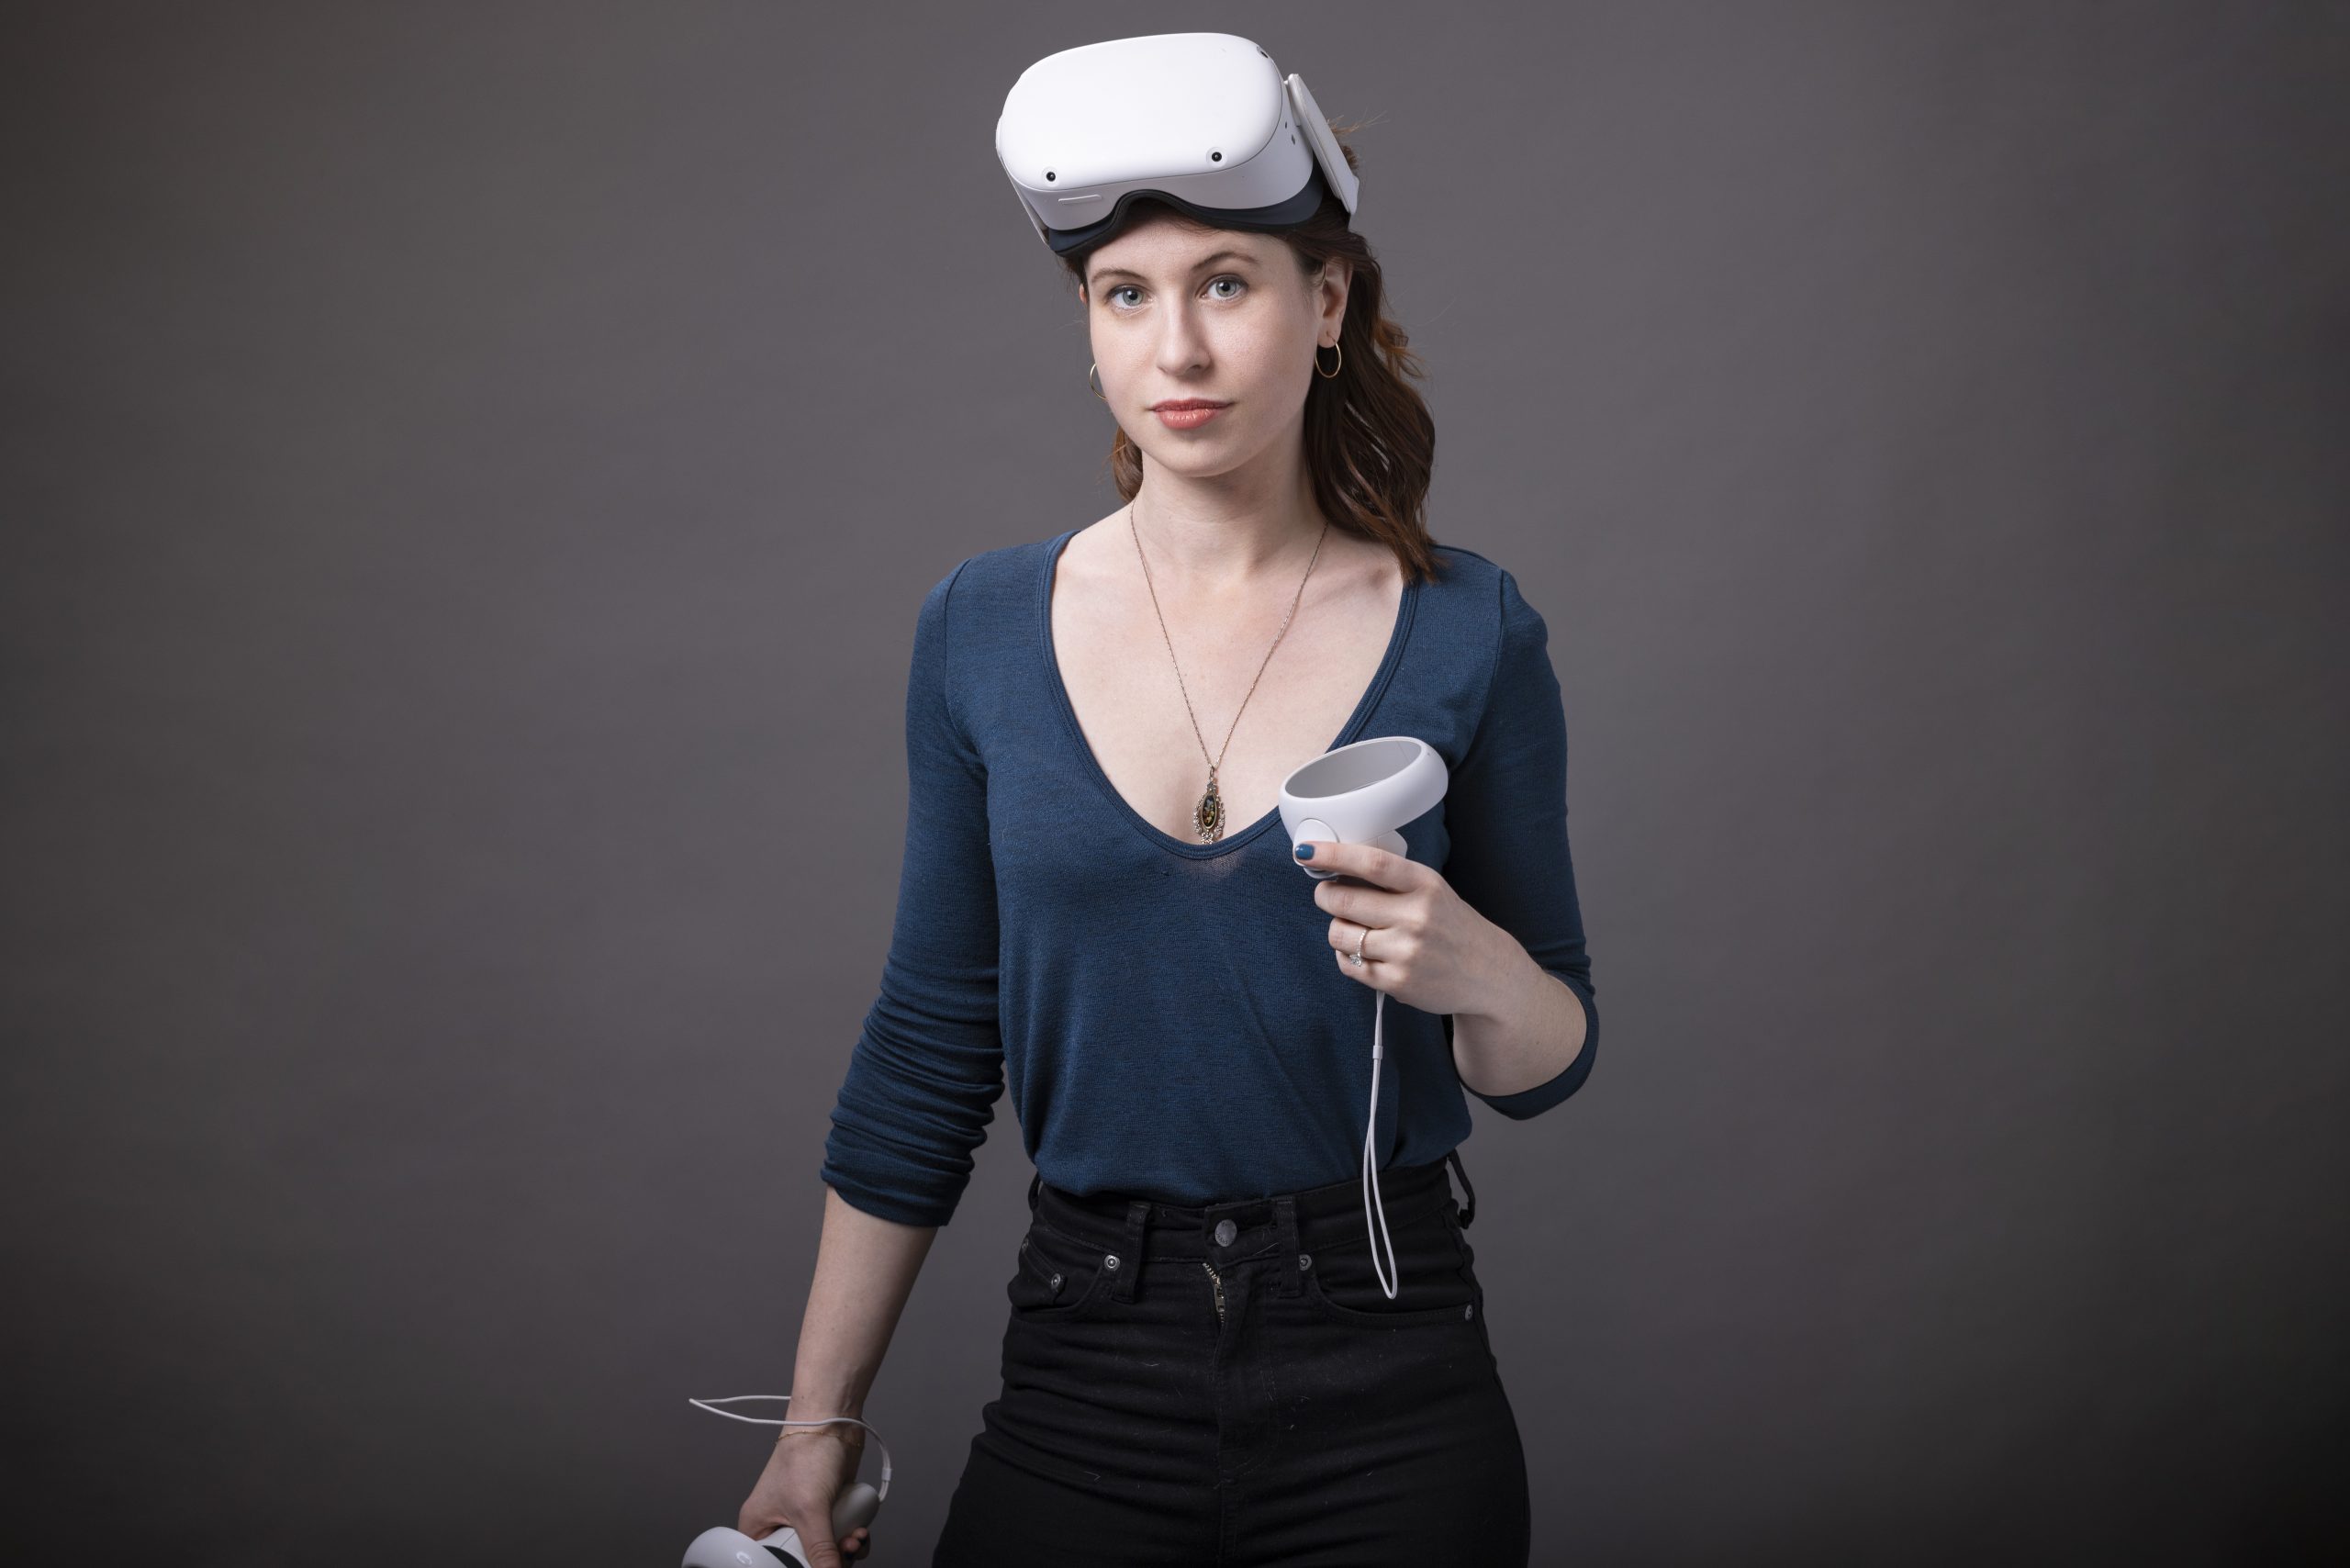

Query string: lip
[1149,399,1231,410]
[1154,403,1226,431]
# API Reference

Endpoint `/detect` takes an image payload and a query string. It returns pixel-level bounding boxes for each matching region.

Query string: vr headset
[996,32,1360,256]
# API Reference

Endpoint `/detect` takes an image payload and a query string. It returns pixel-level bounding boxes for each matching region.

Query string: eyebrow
[1089,250,1259,288]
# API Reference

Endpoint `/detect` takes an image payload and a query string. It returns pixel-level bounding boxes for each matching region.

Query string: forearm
[789,1183,939,1419]
[1449,921,1589,1099]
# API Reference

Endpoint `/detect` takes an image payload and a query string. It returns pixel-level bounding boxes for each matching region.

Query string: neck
[1128,460,1330,595]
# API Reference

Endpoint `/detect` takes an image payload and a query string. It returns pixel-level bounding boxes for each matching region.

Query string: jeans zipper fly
[1203,1260,1225,1323]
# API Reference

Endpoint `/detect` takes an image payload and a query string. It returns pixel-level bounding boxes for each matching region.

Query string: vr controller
[682,1397,889,1568]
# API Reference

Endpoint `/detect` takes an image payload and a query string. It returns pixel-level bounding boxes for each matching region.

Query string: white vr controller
[1279,735,1450,1301]
[1279,734,1447,885]
[682,1397,890,1568]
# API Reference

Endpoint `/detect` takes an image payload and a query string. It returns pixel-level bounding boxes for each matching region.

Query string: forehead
[1084,218,1281,286]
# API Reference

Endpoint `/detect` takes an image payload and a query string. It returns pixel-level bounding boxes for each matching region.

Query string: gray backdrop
[6,3,2344,1562]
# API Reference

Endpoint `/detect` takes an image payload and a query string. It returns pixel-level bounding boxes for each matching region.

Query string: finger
[1293,835,1416,891]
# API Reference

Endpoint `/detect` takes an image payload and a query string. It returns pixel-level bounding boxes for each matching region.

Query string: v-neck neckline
[1035,524,1421,859]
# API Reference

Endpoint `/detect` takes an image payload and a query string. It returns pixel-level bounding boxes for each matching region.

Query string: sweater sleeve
[818,560,1007,1226]
[1439,566,1601,1119]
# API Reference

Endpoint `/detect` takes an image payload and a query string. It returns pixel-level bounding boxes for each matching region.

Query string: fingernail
[1294,843,1315,859]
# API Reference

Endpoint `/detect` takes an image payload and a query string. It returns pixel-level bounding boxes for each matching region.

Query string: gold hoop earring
[1315,341,1343,379]
[1088,362,1106,401]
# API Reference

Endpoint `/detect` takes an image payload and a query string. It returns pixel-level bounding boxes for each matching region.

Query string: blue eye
[1103,276,1247,311]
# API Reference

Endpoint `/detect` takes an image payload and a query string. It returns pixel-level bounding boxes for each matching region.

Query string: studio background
[5,3,2344,1562]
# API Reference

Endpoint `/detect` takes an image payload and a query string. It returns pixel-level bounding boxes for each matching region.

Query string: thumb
[789,1516,845,1568]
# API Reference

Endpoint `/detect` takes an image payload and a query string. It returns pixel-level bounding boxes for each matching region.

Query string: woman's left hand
[1300,839,1516,1017]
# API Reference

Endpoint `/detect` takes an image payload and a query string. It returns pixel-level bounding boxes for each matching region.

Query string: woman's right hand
[737,1420,872,1566]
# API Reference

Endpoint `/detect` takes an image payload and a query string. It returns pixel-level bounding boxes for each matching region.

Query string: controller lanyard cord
[1362,989,1401,1299]
[687,1395,893,1501]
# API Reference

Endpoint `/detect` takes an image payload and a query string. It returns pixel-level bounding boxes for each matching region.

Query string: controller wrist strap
[687,1394,893,1505]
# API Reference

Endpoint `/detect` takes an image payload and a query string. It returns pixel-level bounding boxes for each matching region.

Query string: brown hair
[1058,126,1448,588]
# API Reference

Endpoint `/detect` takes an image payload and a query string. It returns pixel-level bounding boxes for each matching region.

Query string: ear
[1318,258,1352,329]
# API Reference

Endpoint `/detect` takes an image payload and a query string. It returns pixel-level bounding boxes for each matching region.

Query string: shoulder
[1422,542,1546,644]
[909,532,1059,626]
[1424,542,1503,600]
[1431,541,1504,574]
[1427,542,1537,607]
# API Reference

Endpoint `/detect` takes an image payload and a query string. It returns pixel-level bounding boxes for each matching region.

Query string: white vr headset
[996,31,1360,256]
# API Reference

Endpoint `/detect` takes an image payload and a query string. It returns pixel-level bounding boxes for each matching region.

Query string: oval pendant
[1193,774,1225,842]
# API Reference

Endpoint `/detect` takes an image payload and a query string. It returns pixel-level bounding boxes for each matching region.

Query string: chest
[1047,566,1406,844]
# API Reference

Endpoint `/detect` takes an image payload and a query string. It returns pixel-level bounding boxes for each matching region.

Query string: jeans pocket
[1007,1220,1120,1322]
[1298,1205,1482,1329]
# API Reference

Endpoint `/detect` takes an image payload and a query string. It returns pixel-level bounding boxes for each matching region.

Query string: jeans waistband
[1026,1148,1475,1265]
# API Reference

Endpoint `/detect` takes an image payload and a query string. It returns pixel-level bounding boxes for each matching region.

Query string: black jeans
[932,1149,1530,1566]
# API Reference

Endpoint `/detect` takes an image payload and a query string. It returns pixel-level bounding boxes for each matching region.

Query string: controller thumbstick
[1293,817,1339,879]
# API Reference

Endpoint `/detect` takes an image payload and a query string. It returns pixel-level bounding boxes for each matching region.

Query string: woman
[737,68,1599,1568]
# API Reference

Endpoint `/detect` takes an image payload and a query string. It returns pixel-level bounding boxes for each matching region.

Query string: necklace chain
[1127,497,1330,842]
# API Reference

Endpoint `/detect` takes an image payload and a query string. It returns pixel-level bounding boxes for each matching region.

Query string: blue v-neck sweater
[819,528,1601,1228]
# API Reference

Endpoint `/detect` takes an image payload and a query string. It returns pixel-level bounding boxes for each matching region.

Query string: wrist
[1456,917,1541,1025]
[777,1414,866,1442]
[789,1362,871,1424]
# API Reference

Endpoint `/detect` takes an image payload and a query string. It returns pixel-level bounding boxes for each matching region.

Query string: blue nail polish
[1294,843,1314,859]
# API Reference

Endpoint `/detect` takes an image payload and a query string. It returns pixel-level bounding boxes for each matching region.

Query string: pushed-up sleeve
[1439,566,1601,1119]
[818,560,1006,1226]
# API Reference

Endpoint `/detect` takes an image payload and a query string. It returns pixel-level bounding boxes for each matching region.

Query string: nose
[1155,300,1211,375]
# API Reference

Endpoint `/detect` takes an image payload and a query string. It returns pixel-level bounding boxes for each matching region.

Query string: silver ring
[1348,932,1368,967]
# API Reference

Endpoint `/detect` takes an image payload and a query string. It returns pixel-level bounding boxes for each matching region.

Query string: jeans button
[1214,1219,1237,1247]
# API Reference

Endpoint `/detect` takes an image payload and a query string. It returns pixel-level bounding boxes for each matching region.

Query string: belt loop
[1446,1147,1477,1230]
[1112,1199,1149,1303]
[1027,1170,1042,1214]
[1273,1194,1303,1296]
